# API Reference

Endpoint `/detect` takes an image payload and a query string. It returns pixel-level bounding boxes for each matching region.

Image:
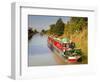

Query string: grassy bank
[63,28,88,64]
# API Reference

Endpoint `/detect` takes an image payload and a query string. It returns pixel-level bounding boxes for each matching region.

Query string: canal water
[28,33,58,66]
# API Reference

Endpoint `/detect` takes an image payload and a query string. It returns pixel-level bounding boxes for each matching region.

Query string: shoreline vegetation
[28,28,38,40]
[28,17,88,64]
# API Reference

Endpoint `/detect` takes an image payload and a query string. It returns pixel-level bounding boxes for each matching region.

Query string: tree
[41,29,47,34]
[66,17,88,34]
[54,18,65,35]
[49,24,56,34]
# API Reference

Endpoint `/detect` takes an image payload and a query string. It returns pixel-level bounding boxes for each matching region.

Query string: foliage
[64,17,88,35]
[54,18,65,35]
[28,28,38,40]
[49,24,56,34]
[64,17,88,64]
[47,18,65,35]
[41,29,47,34]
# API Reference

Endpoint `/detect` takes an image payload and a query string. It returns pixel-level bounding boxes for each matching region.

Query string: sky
[28,15,70,32]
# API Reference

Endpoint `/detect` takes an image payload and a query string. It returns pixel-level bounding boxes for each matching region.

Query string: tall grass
[63,28,88,64]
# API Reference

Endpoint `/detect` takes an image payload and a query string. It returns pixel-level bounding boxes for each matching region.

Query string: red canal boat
[47,35,82,63]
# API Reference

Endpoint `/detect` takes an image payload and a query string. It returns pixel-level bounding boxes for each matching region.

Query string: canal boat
[47,35,82,63]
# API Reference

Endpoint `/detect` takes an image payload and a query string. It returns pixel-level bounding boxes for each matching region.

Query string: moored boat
[47,35,82,63]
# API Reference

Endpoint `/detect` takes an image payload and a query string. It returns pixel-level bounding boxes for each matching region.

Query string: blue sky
[28,15,70,32]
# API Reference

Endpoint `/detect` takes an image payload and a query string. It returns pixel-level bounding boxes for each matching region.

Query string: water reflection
[28,34,58,66]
